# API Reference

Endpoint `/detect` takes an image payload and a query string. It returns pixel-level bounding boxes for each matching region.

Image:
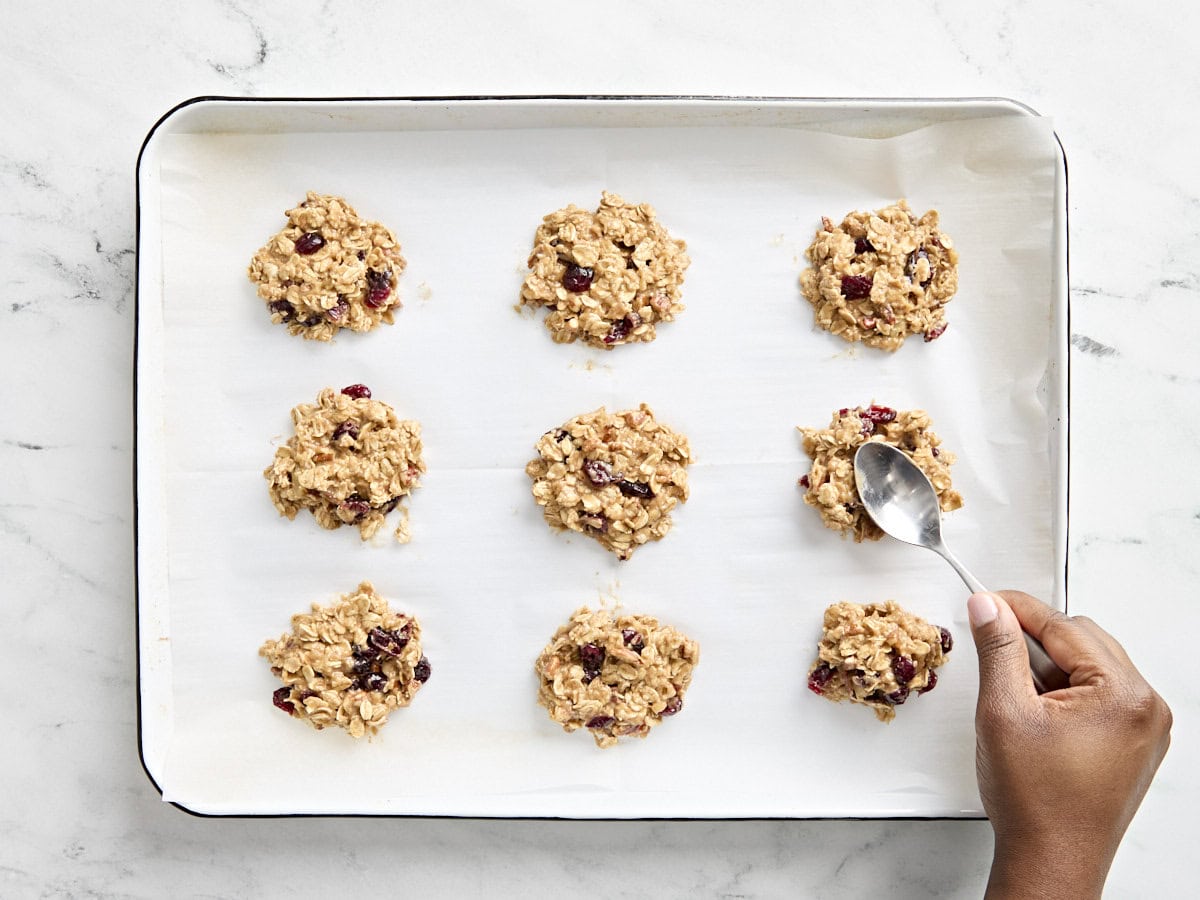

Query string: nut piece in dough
[520,192,690,349]
[248,191,406,341]
[799,200,959,350]
[798,404,961,541]
[265,385,425,542]
[526,404,691,560]
[535,605,699,748]
[260,581,432,739]
[807,600,952,723]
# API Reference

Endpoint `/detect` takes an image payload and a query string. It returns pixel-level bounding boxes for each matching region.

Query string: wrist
[985,834,1113,900]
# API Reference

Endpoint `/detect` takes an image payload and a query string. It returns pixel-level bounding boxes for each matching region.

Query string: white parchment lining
[148,114,1059,816]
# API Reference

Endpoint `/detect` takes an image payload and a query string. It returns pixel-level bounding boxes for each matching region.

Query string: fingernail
[968,592,999,627]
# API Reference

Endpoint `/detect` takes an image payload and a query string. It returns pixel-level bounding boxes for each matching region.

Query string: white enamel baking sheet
[136,97,1067,817]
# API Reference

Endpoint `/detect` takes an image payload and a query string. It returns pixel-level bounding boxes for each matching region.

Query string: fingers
[968,592,1038,711]
[998,591,1121,680]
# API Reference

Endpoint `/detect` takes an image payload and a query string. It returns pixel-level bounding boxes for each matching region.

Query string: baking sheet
[138,101,1062,817]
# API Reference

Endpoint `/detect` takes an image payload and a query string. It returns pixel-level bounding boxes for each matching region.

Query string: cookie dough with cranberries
[535,606,699,748]
[260,581,431,738]
[519,192,690,349]
[264,385,425,542]
[799,200,959,350]
[798,404,961,541]
[248,191,406,341]
[526,404,691,560]
[807,600,951,723]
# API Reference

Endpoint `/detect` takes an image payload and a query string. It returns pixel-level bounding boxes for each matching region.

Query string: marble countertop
[2,1,1195,896]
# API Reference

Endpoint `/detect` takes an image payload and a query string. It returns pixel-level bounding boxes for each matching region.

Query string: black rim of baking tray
[133,94,1070,820]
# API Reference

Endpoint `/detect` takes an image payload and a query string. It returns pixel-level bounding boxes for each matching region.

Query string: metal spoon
[853,441,1069,694]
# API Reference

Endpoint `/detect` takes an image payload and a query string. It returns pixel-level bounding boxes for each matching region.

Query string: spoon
[853,441,1069,694]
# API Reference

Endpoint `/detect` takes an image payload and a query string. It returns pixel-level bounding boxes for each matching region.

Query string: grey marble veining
[2,0,1198,896]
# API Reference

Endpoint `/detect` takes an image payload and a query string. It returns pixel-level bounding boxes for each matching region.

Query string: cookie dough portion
[535,606,699,748]
[798,404,961,541]
[260,581,431,738]
[248,191,406,341]
[265,385,425,542]
[799,200,959,351]
[526,404,691,560]
[520,192,690,349]
[807,600,952,723]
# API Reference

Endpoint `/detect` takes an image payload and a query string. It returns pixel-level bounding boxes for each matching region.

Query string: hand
[967,591,1172,900]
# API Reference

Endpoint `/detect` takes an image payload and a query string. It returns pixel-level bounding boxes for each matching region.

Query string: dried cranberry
[886,685,910,705]
[938,627,953,654]
[840,274,874,299]
[357,250,366,261]
[364,269,392,308]
[661,697,682,716]
[368,626,409,657]
[350,654,373,675]
[294,232,325,255]
[301,315,324,328]
[562,264,594,292]
[353,643,379,661]
[892,655,916,684]
[807,662,835,695]
[272,686,296,715]
[327,297,350,322]
[603,315,637,345]
[860,419,876,436]
[919,669,938,694]
[380,496,402,514]
[413,656,432,683]
[924,322,948,342]
[358,672,387,692]
[332,420,360,441]
[621,629,645,653]
[906,248,933,286]
[579,643,606,683]
[268,300,295,321]
[861,404,898,426]
[341,384,372,399]
[854,237,875,254]
[931,447,940,457]
[583,459,614,486]
[617,479,653,499]
[838,407,850,417]
[339,495,371,521]
[799,474,811,489]
[585,715,615,729]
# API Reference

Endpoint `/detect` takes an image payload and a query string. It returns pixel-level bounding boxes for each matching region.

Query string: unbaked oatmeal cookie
[535,606,699,748]
[265,385,425,542]
[260,581,431,738]
[799,200,959,350]
[806,600,951,722]
[248,191,406,340]
[798,404,961,541]
[526,404,691,560]
[519,192,690,349]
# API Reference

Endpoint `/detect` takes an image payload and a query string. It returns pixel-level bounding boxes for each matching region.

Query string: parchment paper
[149,112,1059,816]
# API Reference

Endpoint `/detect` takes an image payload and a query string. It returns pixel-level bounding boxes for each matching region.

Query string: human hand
[967,590,1172,900]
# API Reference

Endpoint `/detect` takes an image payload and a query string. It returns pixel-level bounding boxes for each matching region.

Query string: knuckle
[1042,610,1075,643]
[1123,684,1172,734]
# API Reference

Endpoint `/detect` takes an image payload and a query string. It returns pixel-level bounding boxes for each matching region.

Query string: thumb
[968,592,1035,710]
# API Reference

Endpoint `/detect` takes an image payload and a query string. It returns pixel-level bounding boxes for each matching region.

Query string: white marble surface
[1,1,1196,896]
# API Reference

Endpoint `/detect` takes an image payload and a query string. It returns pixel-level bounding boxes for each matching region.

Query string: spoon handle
[939,547,1071,695]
